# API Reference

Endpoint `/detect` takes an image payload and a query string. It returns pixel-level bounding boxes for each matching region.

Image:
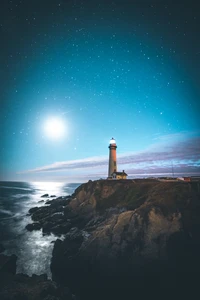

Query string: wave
[0,210,27,221]
[0,209,13,216]
[12,194,30,199]
[0,186,33,191]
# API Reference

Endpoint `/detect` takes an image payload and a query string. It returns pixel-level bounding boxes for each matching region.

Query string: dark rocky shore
[0,247,74,300]
[1,179,200,299]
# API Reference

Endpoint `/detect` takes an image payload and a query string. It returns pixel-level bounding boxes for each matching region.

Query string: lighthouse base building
[112,170,127,180]
[107,138,128,180]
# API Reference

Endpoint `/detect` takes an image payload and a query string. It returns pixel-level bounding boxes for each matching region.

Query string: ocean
[0,181,80,278]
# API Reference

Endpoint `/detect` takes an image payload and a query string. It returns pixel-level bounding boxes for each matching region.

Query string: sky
[0,0,200,182]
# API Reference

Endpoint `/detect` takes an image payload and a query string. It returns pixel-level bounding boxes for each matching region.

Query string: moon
[43,117,66,139]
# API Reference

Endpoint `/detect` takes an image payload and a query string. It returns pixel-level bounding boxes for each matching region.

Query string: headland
[1,178,200,299]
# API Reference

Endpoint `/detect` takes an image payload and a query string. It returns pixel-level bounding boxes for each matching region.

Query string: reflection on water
[16,231,56,277]
[32,181,64,194]
[0,181,81,278]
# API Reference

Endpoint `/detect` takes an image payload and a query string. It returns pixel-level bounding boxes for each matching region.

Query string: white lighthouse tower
[108,138,117,178]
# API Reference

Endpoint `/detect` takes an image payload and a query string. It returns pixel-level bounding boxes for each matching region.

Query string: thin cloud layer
[118,137,200,165]
[19,134,200,176]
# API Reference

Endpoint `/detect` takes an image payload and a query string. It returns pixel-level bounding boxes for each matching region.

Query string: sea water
[0,181,80,278]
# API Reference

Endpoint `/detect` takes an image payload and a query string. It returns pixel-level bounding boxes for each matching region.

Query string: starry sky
[1,0,200,182]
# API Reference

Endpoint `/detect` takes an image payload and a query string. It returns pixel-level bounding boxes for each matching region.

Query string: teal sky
[0,0,199,182]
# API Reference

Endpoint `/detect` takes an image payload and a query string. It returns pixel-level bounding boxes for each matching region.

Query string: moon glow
[44,117,66,139]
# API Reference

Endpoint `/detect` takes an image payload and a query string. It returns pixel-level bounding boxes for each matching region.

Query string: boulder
[26,222,42,231]
[41,194,49,198]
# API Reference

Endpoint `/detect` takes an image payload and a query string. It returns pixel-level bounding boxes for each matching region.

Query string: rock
[25,199,75,236]
[38,200,45,203]
[0,254,17,275]
[31,273,48,282]
[50,195,56,197]
[0,244,5,253]
[85,215,106,231]
[42,222,55,234]
[45,200,52,205]
[63,205,77,218]
[46,198,70,207]
[26,222,42,231]
[29,207,39,214]
[51,228,84,285]
[31,206,52,221]
[50,222,72,235]
[42,214,72,235]
[41,194,49,198]
[0,272,74,300]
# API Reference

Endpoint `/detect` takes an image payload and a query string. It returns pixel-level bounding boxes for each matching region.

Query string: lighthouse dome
[110,138,116,144]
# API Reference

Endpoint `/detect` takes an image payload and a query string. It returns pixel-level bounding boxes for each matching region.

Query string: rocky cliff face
[48,179,200,298]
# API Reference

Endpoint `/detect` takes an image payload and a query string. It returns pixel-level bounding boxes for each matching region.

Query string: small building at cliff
[112,170,127,180]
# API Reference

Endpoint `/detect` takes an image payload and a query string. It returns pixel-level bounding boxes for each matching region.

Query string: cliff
[27,179,200,299]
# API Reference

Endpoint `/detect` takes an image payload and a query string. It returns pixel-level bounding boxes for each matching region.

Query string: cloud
[18,156,108,173]
[18,133,200,176]
[126,165,200,176]
[118,136,200,166]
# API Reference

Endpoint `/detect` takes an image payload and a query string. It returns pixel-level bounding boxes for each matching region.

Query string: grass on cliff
[95,180,200,216]
[95,181,154,213]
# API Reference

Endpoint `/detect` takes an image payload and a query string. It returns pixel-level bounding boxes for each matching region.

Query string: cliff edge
[49,179,200,297]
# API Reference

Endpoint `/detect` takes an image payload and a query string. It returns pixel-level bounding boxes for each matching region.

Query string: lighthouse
[108,138,117,177]
[107,138,128,180]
